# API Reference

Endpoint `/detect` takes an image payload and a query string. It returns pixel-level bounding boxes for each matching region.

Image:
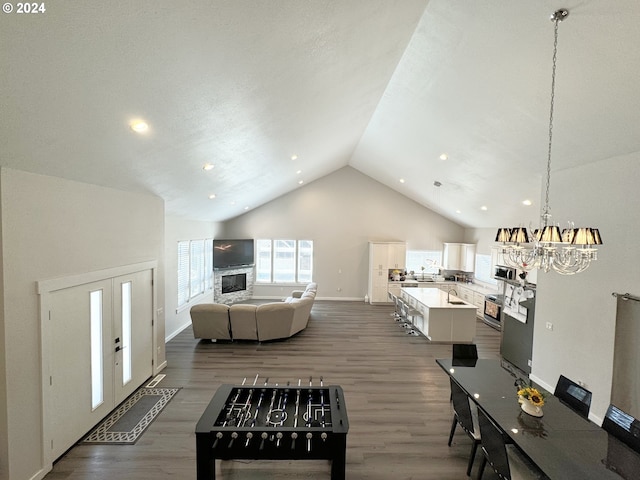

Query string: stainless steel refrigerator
[500,283,536,375]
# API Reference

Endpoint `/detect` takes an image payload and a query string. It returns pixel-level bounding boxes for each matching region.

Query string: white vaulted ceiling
[2,1,640,228]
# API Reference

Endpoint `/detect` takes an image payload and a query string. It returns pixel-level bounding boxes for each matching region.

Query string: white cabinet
[473,292,485,319]
[460,244,476,272]
[387,243,406,269]
[442,243,461,270]
[457,286,474,303]
[442,243,476,272]
[367,242,406,304]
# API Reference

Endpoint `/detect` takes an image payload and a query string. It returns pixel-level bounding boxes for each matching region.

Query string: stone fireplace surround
[214,266,254,305]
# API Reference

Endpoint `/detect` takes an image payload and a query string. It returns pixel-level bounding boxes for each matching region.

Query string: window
[177,239,214,309]
[121,281,132,386]
[475,253,497,285]
[90,290,103,410]
[256,239,313,283]
[406,250,443,277]
[256,239,272,283]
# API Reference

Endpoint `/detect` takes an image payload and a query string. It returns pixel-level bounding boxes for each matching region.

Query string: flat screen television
[213,239,255,270]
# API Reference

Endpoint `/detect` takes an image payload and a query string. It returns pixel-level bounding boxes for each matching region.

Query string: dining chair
[448,377,481,476]
[602,403,640,454]
[476,408,547,480]
[553,375,592,419]
[453,344,478,365]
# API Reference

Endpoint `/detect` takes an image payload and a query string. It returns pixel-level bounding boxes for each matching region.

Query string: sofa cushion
[190,303,231,340]
[229,304,258,340]
[256,302,297,341]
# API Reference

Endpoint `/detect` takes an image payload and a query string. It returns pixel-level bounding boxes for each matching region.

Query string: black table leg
[196,435,215,480]
[330,441,346,480]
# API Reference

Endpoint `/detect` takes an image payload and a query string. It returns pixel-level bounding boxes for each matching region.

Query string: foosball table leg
[196,435,215,480]
[330,441,347,480]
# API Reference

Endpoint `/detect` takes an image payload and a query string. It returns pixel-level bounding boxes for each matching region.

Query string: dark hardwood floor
[46,300,502,479]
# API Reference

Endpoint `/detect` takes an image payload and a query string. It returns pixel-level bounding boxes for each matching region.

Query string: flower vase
[518,395,543,417]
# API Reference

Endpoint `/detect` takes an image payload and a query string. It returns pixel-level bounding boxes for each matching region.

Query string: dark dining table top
[437,358,624,480]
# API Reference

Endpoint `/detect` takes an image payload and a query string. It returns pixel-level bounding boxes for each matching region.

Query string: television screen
[213,239,255,269]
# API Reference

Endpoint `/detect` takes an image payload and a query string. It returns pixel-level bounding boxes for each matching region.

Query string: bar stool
[399,298,421,336]
[388,291,402,321]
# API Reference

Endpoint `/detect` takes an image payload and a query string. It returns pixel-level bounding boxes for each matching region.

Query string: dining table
[437,358,627,480]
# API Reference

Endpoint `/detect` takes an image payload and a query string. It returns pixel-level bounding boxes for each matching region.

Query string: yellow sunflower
[517,386,546,407]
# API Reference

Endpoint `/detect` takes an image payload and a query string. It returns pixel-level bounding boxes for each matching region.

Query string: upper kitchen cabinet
[387,243,406,270]
[443,243,476,272]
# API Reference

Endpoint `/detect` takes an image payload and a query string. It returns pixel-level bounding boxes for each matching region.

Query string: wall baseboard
[252,296,365,302]
[165,321,191,342]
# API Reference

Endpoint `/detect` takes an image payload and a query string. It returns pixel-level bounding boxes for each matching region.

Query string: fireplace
[221,273,247,294]
[215,267,253,304]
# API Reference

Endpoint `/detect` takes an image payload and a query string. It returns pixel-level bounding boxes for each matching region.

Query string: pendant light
[495,9,602,275]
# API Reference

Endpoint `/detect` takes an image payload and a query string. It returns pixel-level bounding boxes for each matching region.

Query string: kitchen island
[400,288,477,342]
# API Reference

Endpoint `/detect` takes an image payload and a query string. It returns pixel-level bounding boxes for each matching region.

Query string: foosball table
[195,375,349,479]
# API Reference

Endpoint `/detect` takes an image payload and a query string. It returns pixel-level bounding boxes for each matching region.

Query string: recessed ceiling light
[399,178,406,184]
[129,119,149,133]
[208,194,216,199]
[439,153,448,160]
[291,154,298,161]
[481,206,488,211]
[456,210,462,214]
[296,170,302,175]
[523,199,532,206]
[298,180,304,185]
[203,163,215,171]
[244,206,249,211]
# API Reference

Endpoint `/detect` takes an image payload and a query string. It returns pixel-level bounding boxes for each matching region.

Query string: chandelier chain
[544,16,560,223]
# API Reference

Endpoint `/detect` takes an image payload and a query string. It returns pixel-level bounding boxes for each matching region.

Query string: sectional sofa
[190,282,317,342]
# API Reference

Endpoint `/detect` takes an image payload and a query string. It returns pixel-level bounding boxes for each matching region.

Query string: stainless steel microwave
[494,265,516,281]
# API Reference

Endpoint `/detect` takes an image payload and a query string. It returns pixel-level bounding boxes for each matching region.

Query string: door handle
[115,346,121,353]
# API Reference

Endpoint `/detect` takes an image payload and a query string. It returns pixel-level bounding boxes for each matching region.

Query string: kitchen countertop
[390,279,498,296]
[401,288,477,309]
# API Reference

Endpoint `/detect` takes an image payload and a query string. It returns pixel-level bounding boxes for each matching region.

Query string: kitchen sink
[448,301,466,305]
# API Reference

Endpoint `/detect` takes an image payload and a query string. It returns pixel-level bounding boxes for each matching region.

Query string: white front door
[46,269,153,461]
[112,269,153,402]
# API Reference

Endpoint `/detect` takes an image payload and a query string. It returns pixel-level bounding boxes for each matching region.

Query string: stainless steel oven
[483,294,504,330]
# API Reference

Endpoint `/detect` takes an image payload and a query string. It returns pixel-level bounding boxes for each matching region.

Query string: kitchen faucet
[447,288,458,303]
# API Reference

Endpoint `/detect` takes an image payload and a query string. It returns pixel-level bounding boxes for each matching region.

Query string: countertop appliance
[483,294,504,331]
[493,265,516,281]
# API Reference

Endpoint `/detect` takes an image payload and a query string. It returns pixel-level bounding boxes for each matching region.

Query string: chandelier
[495,9,602,275]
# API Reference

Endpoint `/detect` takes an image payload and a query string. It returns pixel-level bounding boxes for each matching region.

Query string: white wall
[464,227,498,255]
[222,166,464,299]
[164,215,223,340]
[0,168,165,480]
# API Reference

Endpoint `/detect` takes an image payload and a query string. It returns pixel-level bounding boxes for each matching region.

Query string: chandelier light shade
[495,9,602,275]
